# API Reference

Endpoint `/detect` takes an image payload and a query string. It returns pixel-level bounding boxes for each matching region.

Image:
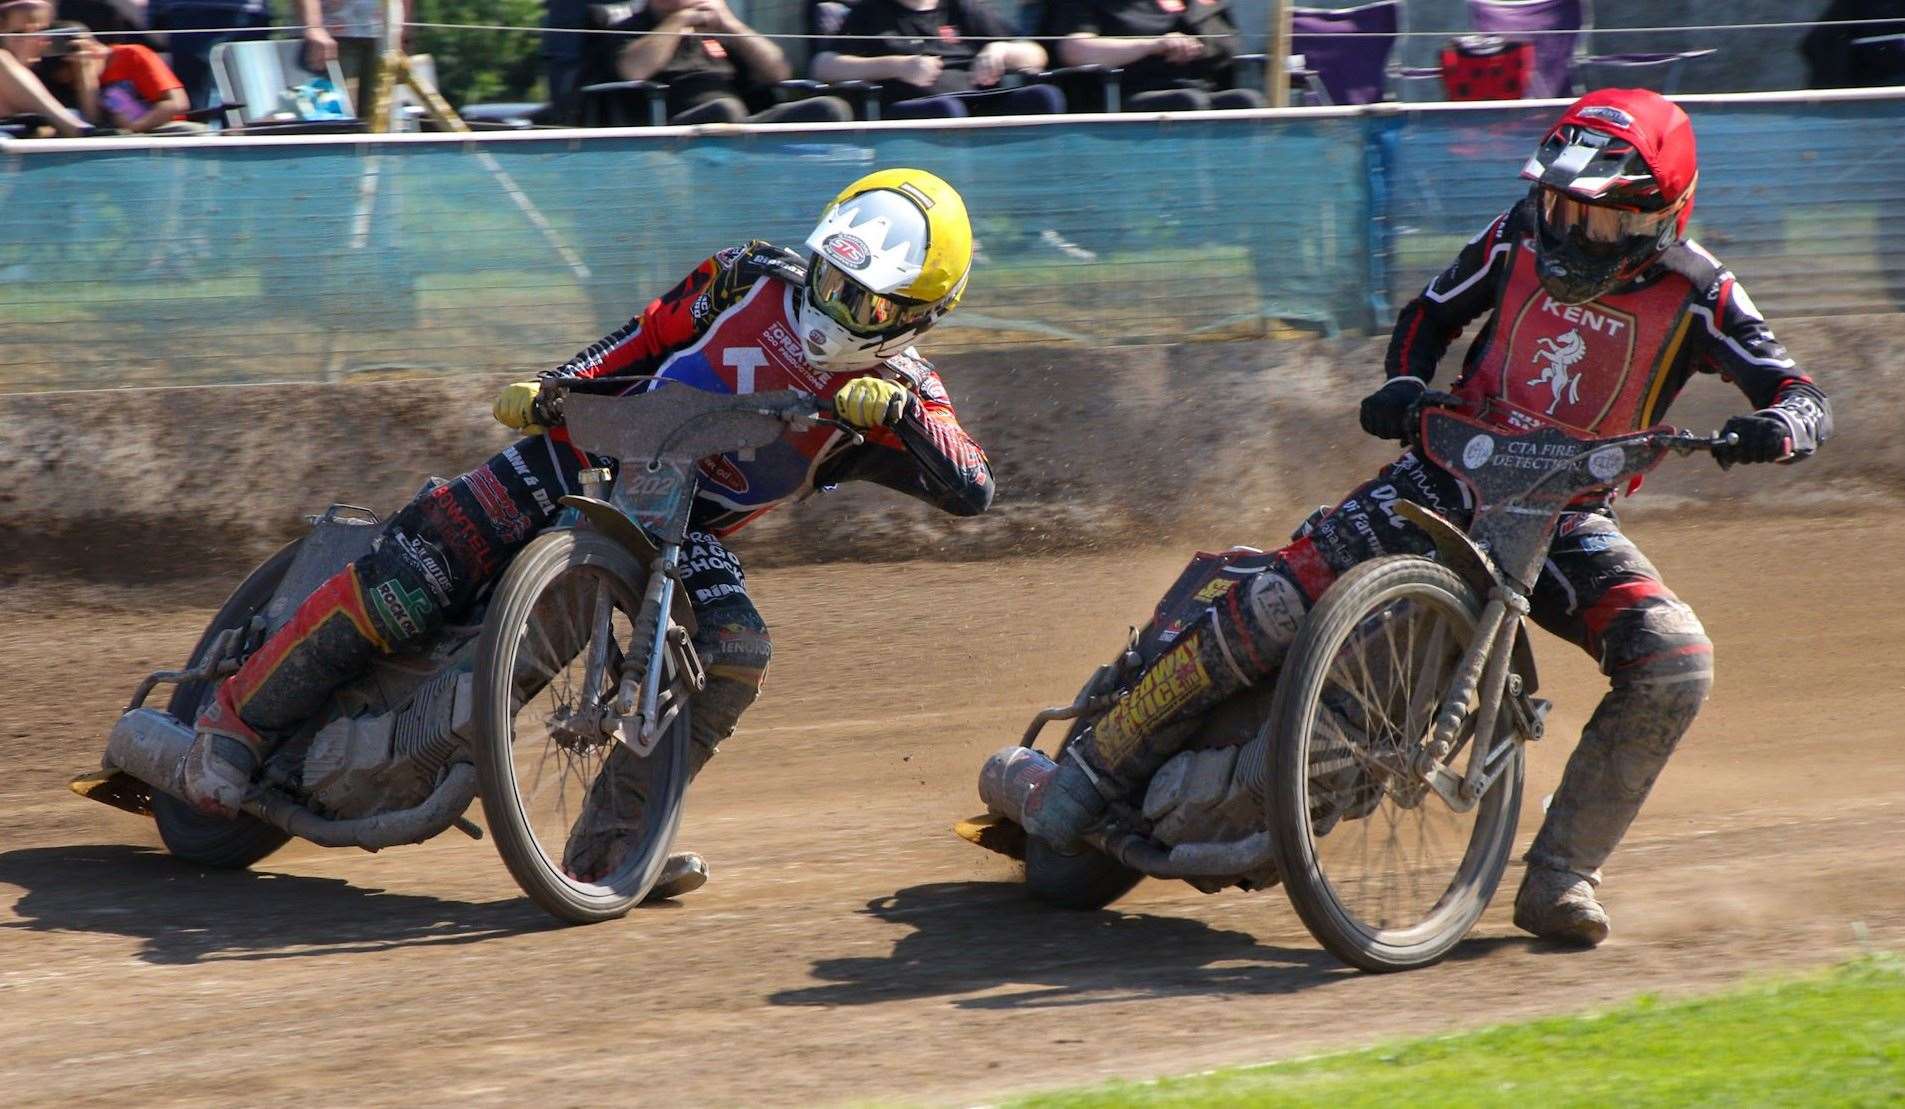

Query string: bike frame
[553,381,846,757]
[1401,407,1729,811]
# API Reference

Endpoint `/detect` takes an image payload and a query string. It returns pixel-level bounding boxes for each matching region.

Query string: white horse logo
[1527,330,1587,415]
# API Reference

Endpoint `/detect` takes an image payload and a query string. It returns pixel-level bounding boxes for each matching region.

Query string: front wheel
[472,530,692,924]
[1266,556,1523,972]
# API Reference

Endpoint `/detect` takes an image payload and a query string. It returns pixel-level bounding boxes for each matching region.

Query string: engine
[301,665,474,819]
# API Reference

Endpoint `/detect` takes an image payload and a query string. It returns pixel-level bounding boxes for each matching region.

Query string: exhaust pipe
[105,708,197,801]
[980,742,1278,881]
[105,707,477,850]
[978,744,1057,827]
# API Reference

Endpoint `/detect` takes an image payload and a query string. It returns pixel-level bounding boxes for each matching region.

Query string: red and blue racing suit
[204,242,993,758]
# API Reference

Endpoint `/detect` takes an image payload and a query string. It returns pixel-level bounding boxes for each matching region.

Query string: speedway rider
[1024,89,1832,946]
[181,169,993,895]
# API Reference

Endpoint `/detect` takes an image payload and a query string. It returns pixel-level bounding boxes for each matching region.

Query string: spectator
[810,0,1062,119]
[295,0,407,70]
[0,0,90,134]
[1802,0,1905,88]
[146,0,270,109]
[40,21,201,132]
[613,0,851,124]
[1045,0,1264,111]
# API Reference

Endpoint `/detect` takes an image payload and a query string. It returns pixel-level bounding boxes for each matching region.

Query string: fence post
[1267,0,1291,108]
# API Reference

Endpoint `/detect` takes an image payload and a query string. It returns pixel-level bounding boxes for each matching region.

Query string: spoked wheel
[1267,556,1523,972]
[472,531,692,924]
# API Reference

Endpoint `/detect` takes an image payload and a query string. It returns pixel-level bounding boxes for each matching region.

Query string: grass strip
[1010,955,1905,1108]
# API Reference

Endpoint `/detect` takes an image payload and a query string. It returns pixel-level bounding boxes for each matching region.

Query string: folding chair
[1287,0,1402,105]
[209,38,366,134]
[1468,0,1715,99]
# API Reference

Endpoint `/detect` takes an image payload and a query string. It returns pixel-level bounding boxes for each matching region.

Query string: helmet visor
[808,258,934,337]
[1538,188,1677,248]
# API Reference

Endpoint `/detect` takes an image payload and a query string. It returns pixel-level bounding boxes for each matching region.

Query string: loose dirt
[1,513,1899,1106]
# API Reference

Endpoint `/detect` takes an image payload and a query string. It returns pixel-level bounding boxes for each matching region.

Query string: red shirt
[98,45,184,126]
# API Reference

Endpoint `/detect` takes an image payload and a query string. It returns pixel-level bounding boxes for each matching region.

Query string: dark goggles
[808,258,934,337]
[1538,188,1679,246]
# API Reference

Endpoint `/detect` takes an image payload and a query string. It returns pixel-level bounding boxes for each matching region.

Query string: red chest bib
[1456,243,1694,435]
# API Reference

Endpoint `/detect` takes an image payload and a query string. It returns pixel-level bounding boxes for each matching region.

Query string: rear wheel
[472,530,691,924]
[1267,556,1522,972]
[1022,717,1143,911]
[153,542,299,869]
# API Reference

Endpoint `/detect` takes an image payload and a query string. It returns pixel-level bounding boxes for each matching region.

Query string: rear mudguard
[1393,500,1539,694]
[558,495,698,637]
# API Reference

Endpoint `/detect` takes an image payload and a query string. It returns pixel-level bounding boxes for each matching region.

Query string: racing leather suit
[1063,200,1832,887]
[200,241,993,771]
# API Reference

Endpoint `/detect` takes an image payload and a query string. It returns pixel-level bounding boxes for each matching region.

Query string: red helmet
[1520,88,1698,305]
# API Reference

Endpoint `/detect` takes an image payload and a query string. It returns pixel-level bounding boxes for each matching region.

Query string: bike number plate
[611,461,695,534]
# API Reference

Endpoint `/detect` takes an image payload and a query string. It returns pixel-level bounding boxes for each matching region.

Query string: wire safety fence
[2,94,1904,393]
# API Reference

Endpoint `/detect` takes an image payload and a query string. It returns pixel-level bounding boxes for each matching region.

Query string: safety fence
[2,89,1903,393]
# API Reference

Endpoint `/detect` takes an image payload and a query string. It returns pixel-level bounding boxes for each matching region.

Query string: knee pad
[690,617,770,751]
[1600,597,1714,690]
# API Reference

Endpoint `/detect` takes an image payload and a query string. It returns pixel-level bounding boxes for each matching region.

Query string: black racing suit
[1068,201,1832,886]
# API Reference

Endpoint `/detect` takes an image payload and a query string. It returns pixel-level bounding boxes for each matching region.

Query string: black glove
[1359,376,1428,442]
[1714,412,1794,468]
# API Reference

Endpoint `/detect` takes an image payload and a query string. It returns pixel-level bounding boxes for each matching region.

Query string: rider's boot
[182,565,394,817]
[562,617,771,897]
[1517,602,1713,946]
[1026,563,1313,850]
[1513,864,1610,947]
[562,734,719,894]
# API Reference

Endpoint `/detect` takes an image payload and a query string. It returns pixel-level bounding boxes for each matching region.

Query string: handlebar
[533,376,871,448]
[1403,391,1741,462]
[1653,429,1740,455]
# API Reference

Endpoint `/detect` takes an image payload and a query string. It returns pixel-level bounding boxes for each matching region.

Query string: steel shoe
[562,742,713,900]
[181,684,264,818]
[1513,864,1611,947]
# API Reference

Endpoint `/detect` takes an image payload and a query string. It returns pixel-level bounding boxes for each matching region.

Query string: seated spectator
[0,0,90,135]
[615,0,853,125]
[39,21,202,133]
[146,0,271,109]
[809,0,1063,119]
[1045,0,1265,112]
[1802,0,1905,88]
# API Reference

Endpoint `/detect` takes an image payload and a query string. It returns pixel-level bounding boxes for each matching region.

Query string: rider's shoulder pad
[1656,239,1727,299]
[732,241,809,287]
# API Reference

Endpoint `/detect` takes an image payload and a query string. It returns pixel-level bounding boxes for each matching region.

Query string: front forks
[1414,589,1542,813]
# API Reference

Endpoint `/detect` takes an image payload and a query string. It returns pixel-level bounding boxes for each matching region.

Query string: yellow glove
[493,380,545,434]
[832,376,909,430]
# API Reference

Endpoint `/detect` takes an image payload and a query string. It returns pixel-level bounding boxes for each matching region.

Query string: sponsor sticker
[822,233,872,271]
[1193,578,1237,603]
[1462,433,1496,470]
[370,578,433,642]
[1577,104,1634,129]
[1587,444,1626,483]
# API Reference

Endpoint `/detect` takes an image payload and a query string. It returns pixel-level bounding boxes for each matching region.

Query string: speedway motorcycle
[73,380,859,924]
[960,405,1734,972]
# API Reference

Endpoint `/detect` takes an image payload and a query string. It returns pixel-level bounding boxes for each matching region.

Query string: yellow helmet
[799,169,972,369]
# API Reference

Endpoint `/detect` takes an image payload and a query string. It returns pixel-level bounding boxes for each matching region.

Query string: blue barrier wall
[3,96,1903,393]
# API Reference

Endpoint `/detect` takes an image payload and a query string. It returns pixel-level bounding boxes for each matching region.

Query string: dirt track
[2,513,1902,1106]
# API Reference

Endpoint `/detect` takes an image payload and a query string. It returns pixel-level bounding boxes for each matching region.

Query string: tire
[153,542,300,870]
[472,530,691,924]
[1024,836,1144,911]
[1022,723,1144,912]
[1266,556,1523,973]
